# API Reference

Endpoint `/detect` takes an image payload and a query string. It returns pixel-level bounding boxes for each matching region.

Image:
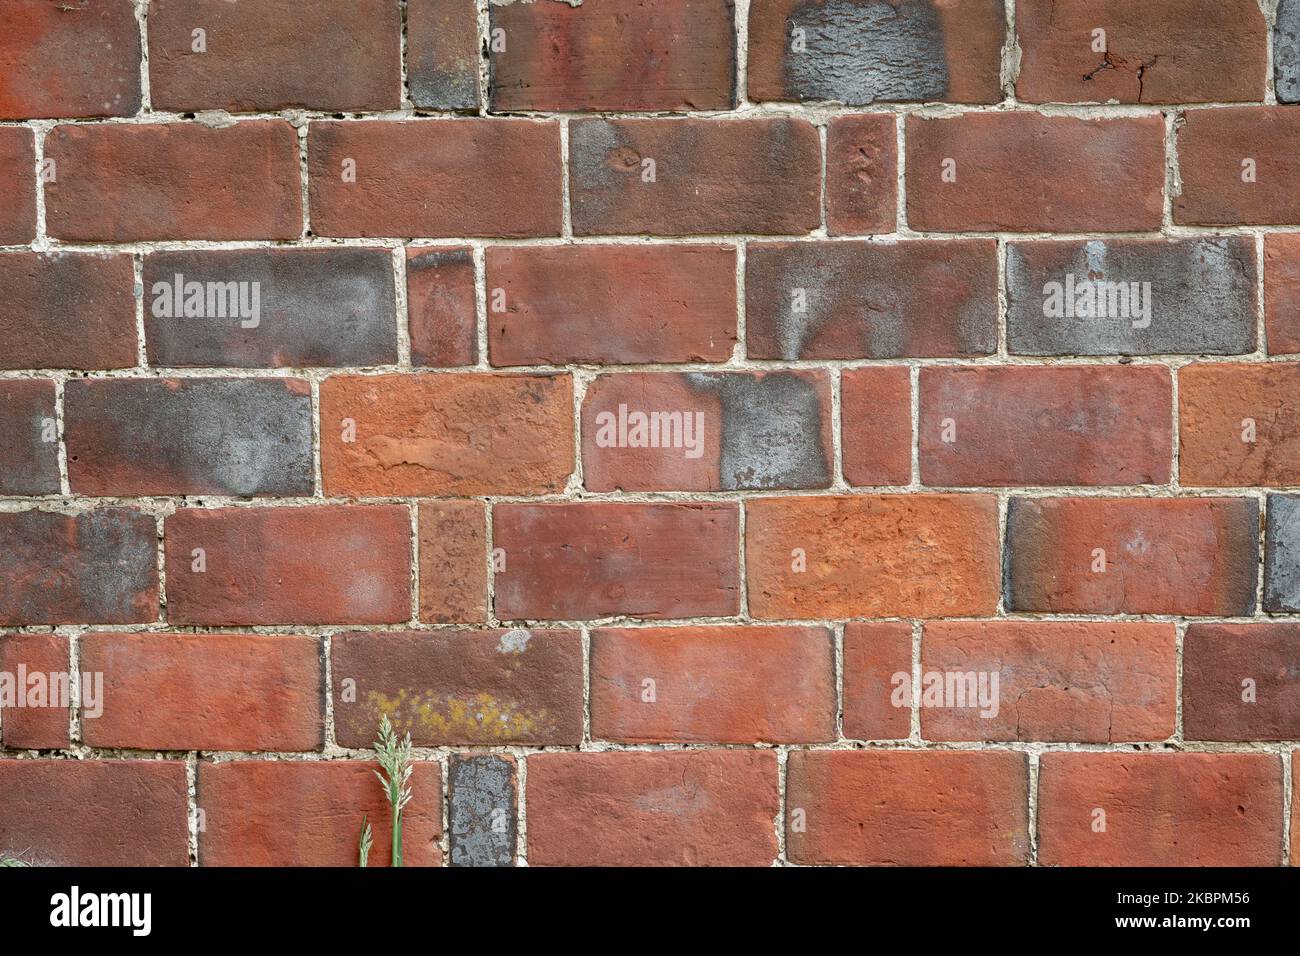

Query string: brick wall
[0,0,1298,867]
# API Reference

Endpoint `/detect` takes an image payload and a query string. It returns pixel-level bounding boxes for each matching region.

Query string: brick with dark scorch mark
[65,378,314,497]
[407,247,477,367]
[1006,238,1257,356]
[826,114,897,235]
[143,248,398,368]
[0,509,158,626]
[408,0,480,110]
[449,754,517,867]
[0,380,59,494]
[1184,623,1300,741]
[1265,494,1300,613]
[581,370,832,491]
[745,240,997,359]
[331,629,583,747]
[747,0,1005,105]
[0,632,70,749]
[1279,0,1300,103]
[0,127,36,244]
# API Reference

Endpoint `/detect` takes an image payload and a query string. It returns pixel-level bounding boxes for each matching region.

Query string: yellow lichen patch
[366,689,552,741]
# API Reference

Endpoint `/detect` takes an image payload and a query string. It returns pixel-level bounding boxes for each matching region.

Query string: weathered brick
[143,248,398,368]
[826,114,897,235]
[0,379,59,494]
[1266,234,1300,354]
[493,503,741,620]
[449,754,517,867]
[1265,494,1300,612]
[198,760,442,867]
[0,0,142,119]
[919,365,1172,486]
[331,629,583,747]
[589,625,835,743]
[165,505,410,626]
[748,0,1005,104]
[569,118,820,236]
[0,509,158,626]
[745,495,1000,619]
[526,751,778,866]
[841,366,912,487]
[1185,623,1300,741]
[1005,497,1259,615]
[786,750,1030,865]
[841,621,912,740]
[489,0,736,111]
[0,760,187,866]
[581,370,832,491]
[906,114,1165,232]
[407,247,477,367]
[0,127,36,244]
[1280,0,1300,103]
[81,632,322,752]
[45,121,302,241]
[419,501,487,624]
[1175,107,1300,225]
[308,120,562,238]
[1016,0,1268,104]
[1006,238,1258,356]
[745,240,997,359]
[408,0,479,111]
[1037,753,1283,866]
[65,378,314,497]
[1179,363,1300,486]
[320,373,573,496]
[0,632,70,749]
[487,244,737,366]
[921,621,1176,742]
[0,252,137,370]
[148,0,401,112]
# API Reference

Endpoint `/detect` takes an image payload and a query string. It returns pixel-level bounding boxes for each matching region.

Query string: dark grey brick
[1266,494,1300,613]
[1278,0,1300,104]
[449,754,517,867]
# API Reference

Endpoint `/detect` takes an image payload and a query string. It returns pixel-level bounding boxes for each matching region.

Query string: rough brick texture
[1175,108,1300,225]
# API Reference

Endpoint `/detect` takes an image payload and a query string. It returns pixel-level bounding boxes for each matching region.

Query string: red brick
[826,114,897,235]
[330,629,583,747]
[841,366,912,486]
[493,502,740,620]
[748,0,1005,104]
[45,120,302,241]
[320,373,573,496]
[164,505,410,626]
[906,114,1165,232]
[580,370,832,492]
[1180,363,1300,486]
[0,379,59,495]
[0,759,187,866]
[842,621,912,741]
[0,509,158,626]
[0,632,70,749]
[0,127,35,244]
[1175,107,1300,225]
[419,501,487,624]
[1266,234,1300,354]
[569,117,820,236]
[1005,497,1259,615]
[786,750,1030,865]
[589,625,835,743]
[1184,623,1300,741]
[407,247,477,367]
[308,120,562,238]
[0,252,136,370]
[1038,753,1283,866]
[1016,0,1268,104]
[487,244,737,366]
[408,0,479,111]
[489,0,735,111]
[0,0,142,119]
[81,632,323,752]
[526,751,778,866]
[198,760,442,867]
[920,365,1172,487]
[745,239,998,360]
[921,621,1176,742]
[745,495,1000,619]
[148,0,401,112]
